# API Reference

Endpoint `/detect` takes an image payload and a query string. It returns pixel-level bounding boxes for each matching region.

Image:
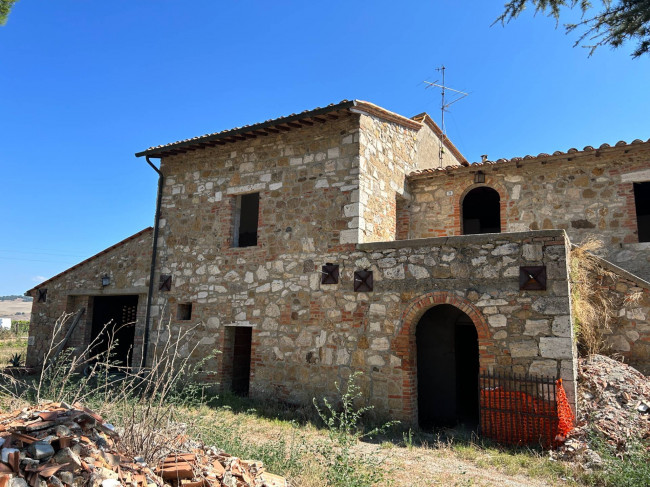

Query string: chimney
[481,154,488,162]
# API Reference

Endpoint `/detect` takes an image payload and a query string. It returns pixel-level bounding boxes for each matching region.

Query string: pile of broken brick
[0,403,286,487]
[554,354,650,468]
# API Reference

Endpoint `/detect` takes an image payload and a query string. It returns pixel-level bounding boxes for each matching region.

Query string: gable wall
[25,231,152,367]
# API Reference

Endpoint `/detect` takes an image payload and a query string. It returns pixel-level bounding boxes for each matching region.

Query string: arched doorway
[416,304,479,429]
[462,186,501,234]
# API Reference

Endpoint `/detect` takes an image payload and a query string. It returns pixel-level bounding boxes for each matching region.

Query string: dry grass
[180,400,578,486]
[570,238,622,356]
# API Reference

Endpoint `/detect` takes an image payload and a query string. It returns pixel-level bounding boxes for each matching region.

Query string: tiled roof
[25,227,153,294]
[409,138,650,179]
[135,100,426,158]
[136,100,357,158]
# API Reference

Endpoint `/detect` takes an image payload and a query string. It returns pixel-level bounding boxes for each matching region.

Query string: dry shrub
[569,237,639,357]
[34,311,214,465]
[107,320,208,464]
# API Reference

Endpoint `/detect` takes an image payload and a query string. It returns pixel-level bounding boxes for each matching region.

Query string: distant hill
[0,295,32,302]
[0,297,32,321]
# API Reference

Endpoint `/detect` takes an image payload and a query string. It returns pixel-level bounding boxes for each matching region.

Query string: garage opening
[634,182,650,242]
[90,295,138,368]
[416,304,479,430]
[227,326,252,396]
[462,186,501,234]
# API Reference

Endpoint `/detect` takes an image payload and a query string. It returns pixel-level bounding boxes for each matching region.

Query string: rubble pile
[0,403,286,487]
[556,354,650,465]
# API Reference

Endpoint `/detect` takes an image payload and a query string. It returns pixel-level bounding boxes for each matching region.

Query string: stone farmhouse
[26,100,650,429]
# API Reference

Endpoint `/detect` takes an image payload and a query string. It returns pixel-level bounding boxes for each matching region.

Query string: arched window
[462,186,501,235]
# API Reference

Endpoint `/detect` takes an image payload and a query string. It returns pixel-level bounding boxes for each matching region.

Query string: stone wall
[25,229,152,368]
[606,242,650,283]
[151,225,577,422]
[357,114,419,244]
[356,112,463,244]
[407,145,650,279]
[583,255,650,374]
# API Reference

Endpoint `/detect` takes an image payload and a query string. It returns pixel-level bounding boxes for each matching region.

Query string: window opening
[634,182,650,242]
[234,193,259,247]
[177,302,192,321]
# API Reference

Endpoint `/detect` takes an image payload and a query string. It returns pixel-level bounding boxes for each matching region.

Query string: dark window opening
[177,302,192,321]
[634,182,650,242]
[234,193,259,247]
[416,304,479,430]
[231,327,252,396]
[90,295,138,368]
[462,186,501,235]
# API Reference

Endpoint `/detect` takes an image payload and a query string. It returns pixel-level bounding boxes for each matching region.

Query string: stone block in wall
[539,337,573,359]
[528,359,558,378]
[551,315,572,337]
[510,340,540,358]
[524,319,550,336]
[531,297,569,315]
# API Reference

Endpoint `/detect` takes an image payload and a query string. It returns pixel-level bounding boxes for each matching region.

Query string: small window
[234,193,259,247]
[634,182,650,242]
[177,302,192,321]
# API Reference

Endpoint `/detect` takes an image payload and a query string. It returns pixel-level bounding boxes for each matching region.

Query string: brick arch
[391,291,497,424]
[453,178,508,235]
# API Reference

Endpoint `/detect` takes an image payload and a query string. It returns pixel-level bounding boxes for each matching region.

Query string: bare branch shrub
[37,312,133,404]
[34,310,216,465]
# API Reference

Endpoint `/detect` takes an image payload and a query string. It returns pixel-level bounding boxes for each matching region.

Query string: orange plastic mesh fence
[555,379,575,441]
[479,378,574,448]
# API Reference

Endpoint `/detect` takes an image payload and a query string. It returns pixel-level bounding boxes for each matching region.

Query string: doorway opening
[462,186,501,234]
[90,295,138,367]
[226,326,252,396]
[634,182,650,242]
[416,304,479,429]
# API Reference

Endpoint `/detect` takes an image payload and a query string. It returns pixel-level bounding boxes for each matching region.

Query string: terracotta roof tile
[136,100,357,157]
[408,138,650,179]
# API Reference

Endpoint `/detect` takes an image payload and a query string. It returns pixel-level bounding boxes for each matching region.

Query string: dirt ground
[358,441,560,487]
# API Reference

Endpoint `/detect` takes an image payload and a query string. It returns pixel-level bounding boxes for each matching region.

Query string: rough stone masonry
[26,99,650,427]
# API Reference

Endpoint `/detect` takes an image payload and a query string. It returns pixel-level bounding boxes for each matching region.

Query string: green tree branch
[496,0,650,57]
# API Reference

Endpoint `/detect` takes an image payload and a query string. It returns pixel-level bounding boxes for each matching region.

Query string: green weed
[313,371,398,487]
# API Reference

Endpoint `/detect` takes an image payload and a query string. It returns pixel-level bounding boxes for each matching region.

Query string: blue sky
[1,1,648,296]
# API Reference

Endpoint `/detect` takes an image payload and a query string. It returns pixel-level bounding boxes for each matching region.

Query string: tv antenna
[424,65,468,167]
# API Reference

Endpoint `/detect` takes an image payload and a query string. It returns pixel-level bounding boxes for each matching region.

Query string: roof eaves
[25,227,153,295]
[135,100,357,158]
